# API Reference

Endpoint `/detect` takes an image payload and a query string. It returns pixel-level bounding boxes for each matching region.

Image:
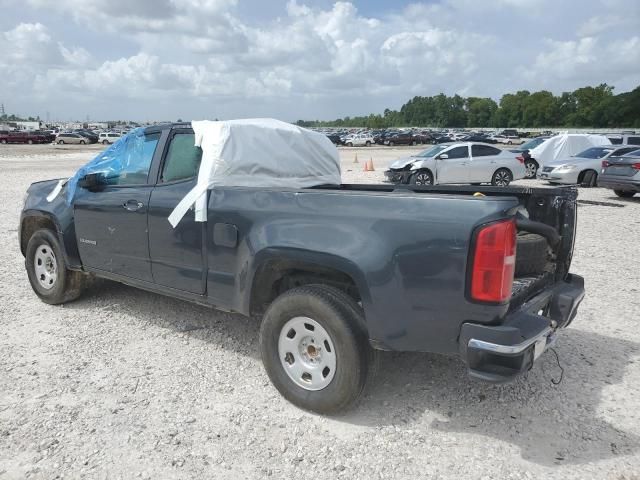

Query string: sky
[0,0,638,122]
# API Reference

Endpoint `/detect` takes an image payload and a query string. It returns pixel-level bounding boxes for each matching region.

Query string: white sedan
[538,145,639,186]
[384,142,526,186]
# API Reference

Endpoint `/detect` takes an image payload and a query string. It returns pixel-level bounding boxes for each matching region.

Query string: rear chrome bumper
[459,274,585,383]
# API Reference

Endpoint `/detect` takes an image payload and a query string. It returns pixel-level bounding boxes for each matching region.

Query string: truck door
[73,131,161,282]
[435,145,470,184]
[147,130,205,294]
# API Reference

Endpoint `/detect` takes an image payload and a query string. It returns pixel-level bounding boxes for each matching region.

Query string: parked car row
[0,128,123,146]
[321,128,530,147]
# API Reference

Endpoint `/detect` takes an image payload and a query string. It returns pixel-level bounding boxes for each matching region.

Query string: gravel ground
[1,143,639,479]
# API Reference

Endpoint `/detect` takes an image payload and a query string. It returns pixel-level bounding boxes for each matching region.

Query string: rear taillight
[516,155,524,164]
[470,219,516,303]
[632,163,640,170]
[602,160,610,168]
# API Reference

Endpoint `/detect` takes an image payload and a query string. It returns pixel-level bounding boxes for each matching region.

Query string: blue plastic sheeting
[65,127,152,203]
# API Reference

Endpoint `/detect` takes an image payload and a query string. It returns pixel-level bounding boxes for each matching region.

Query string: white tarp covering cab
[529,134,611,166]
[168,118,340,227]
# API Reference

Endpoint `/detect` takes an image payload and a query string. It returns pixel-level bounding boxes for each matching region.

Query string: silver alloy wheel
[494,170,511,186]
[414,172,432,185]
[278,316,337,391]
[34,244,57,290]
[525,162,537,178]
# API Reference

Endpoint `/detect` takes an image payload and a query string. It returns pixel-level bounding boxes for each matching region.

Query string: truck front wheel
[260,285,373,414]
[25,229,86,305]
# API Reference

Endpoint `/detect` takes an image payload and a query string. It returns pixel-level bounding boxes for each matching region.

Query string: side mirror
[438,153,449,159]
[77,173,103,189]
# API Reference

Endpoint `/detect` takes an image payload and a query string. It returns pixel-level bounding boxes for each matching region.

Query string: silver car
[384,142,526,186]
[538,145,639,187]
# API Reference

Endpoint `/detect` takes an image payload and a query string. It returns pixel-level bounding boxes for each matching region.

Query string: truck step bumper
[459,274,585,383]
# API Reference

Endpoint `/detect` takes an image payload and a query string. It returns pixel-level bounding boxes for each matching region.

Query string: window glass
[417,145,448,157]
[104,132,160,186]
[472,145,501,157]
[574,147,611,159]
[161,133,203,182]
[445,146,469,159]
[628,137,640,145]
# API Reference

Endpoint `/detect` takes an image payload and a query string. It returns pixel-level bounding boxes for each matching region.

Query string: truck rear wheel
[25,229,86,305]
[260,285,372,414]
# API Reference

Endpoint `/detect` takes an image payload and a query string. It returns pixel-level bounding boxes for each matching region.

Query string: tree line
[297,84,640,129]
[0,113,41,122]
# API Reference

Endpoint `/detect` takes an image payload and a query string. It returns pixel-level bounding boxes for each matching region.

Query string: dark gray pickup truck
[19,123,585,413]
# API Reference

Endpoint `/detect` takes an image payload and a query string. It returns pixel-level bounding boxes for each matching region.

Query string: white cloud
[1,0,639,120]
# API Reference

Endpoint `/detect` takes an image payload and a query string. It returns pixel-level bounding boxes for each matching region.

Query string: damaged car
[384,143,526,186]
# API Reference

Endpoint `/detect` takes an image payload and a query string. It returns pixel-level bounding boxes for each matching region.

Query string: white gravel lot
[1,143,639,479]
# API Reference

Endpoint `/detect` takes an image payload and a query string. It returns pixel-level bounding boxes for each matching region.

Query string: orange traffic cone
[367,158,375,171]
[363,160,369,172]
[354,153,359,164]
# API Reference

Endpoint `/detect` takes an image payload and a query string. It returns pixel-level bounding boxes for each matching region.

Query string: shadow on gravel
[68,279,262,360]
[68,281,639,467]
[342,330,640,467]
[604,195,640,205]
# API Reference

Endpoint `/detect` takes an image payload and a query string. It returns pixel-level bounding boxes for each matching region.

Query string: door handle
[123,199,144,211]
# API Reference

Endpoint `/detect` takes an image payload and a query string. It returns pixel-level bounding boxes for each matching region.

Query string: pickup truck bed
[19,123,585,413]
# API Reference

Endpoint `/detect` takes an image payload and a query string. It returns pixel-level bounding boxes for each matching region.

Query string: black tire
[524,160,538,179]
[389,141,394,146]
[260,285,373,414]
[614,190,636,198]
[365,141,371,147]
[28,139,33,145]
[412,140,417,146]
[25,229,87,305]
[58,140,64,144]
[80,140,86,145]
[491,168,513,186]
[102,140,109,145]
[410,169,433,186]
[0,139,6,144]
[579,170,598,187]
[515,233,548,277]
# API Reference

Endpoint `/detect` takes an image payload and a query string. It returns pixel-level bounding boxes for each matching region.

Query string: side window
[105,132,160,186]
[472,145,501,157]
[445,146,469,159]
[161,133,203,183]
[618,147,637,155]
[627,137,640,145]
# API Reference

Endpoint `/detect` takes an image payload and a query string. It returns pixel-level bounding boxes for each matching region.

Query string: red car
[0,131,51,144]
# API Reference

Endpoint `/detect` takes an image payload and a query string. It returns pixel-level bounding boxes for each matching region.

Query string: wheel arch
[20,210,82,270]
[577,168,598,184]
[410,167,435,184]
[247,248,370,321]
